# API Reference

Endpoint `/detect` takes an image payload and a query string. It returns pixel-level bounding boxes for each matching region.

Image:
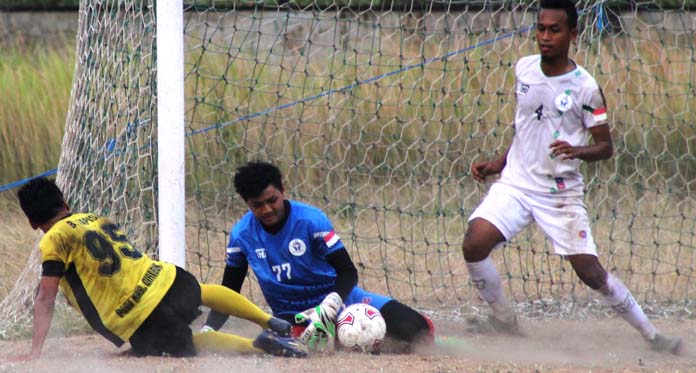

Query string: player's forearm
[575,140,613,162]
[327,249,358,300]
[221,264,247,293]
[30,294,56,357]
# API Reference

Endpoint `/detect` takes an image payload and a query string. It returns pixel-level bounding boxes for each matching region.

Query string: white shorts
[469,182,597,256]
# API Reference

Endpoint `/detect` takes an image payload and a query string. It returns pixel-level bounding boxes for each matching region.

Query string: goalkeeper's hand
[294,292,343,351]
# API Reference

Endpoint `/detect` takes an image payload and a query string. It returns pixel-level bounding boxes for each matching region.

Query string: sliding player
[10,177,306,361]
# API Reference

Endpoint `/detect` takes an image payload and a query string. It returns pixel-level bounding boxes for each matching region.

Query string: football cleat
[268,316,292,338]
[466,314,523,336]
[253,330,308,358]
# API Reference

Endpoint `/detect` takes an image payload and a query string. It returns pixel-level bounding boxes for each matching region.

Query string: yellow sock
[199,283,271,328]
[193,331,262,354]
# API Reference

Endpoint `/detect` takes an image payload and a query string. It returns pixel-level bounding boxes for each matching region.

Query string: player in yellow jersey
[9,177,307,361]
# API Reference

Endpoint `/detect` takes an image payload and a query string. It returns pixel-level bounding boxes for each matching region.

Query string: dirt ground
[0,317,694,372]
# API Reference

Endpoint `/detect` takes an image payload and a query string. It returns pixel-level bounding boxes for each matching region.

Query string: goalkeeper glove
[294,292,343,351]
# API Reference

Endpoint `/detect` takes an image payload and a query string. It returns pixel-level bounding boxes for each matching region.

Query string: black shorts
[129,266,202,357]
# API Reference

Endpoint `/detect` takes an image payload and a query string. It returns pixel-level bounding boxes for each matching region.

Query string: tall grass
[0,194,40,300]
[0,36,74,185]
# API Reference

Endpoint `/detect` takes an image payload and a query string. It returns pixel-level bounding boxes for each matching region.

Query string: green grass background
[0,37,73,185]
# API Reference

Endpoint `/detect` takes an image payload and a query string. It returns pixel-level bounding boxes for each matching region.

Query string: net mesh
[2,0,695,339]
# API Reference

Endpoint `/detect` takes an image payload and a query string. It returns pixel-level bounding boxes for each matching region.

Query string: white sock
[466,257,513,319]
[597,274,657,340]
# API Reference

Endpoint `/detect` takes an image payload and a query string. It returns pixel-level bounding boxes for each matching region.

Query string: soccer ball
[336,303,387,353]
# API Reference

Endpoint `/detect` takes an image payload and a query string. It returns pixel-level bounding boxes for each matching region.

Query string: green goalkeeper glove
[294,292,343,351]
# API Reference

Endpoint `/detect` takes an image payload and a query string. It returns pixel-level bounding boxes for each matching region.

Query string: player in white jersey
[461,0,681,354]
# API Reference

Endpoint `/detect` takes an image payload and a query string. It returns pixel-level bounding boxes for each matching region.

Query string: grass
[0,195,38,300]
[0,36,74,185]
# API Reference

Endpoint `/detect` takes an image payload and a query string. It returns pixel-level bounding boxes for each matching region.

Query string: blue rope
[0,169,58,193]
[189,25,533,136]
[596,3,611,34]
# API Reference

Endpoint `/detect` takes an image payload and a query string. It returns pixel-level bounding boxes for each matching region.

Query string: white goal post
[156,0,186,268]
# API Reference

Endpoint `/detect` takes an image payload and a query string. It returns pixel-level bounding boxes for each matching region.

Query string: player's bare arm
[549,123,613,161]
[9,276,60,362]
[471,146,510,182]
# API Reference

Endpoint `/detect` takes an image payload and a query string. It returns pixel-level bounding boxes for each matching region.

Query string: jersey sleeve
[225,234,248,267]
[42,260,66,277]
[581,85,608,128]
[39,231,68,267]
[310,211,345,256]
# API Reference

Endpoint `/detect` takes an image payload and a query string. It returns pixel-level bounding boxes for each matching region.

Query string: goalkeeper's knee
[380,300,434,344]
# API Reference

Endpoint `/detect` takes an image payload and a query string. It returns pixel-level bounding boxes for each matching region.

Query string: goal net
[2,0,695,339]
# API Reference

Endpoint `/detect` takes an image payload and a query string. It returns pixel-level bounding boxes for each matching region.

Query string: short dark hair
[17,177,66,225]
[233,161,284,201]
[539,0,578,29]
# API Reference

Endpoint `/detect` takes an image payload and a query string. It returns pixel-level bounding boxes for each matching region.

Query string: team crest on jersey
[255,248,267,259]
[288,239,307,256]
[555,92,573,112]
[518,83,530,94]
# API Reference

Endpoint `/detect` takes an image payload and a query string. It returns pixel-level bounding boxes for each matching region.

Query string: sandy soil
[1,317,694,372]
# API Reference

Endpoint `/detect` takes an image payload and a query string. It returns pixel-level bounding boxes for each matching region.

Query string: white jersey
[498,54,608,196]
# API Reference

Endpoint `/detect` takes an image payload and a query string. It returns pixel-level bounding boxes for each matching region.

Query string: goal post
[156,0,186,268]
[1,0,695,340]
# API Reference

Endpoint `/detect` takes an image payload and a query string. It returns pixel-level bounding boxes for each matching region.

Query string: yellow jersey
[39,213,176,346]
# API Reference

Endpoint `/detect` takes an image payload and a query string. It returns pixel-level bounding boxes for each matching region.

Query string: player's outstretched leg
[464,257,521,335]
[194,329,306,357]
[570,255,682,355]
[193,330,259,354]
[200,283,293,337]
[598,274,682,354]
[462,218,521,335]
[200,283,280,331]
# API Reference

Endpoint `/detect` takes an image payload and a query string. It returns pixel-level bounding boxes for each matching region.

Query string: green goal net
[1,0,695,339]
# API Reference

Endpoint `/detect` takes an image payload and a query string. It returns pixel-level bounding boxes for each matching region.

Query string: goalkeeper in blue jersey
[203,161,435,352]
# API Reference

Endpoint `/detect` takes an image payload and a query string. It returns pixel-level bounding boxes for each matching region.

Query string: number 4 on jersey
[535,104,544,121]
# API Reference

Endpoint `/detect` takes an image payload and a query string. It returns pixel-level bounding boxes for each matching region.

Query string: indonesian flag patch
[323,230,340,248]
[592,107,607,123]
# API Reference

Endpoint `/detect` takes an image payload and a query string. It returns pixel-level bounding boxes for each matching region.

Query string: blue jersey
[226,200,391,317]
